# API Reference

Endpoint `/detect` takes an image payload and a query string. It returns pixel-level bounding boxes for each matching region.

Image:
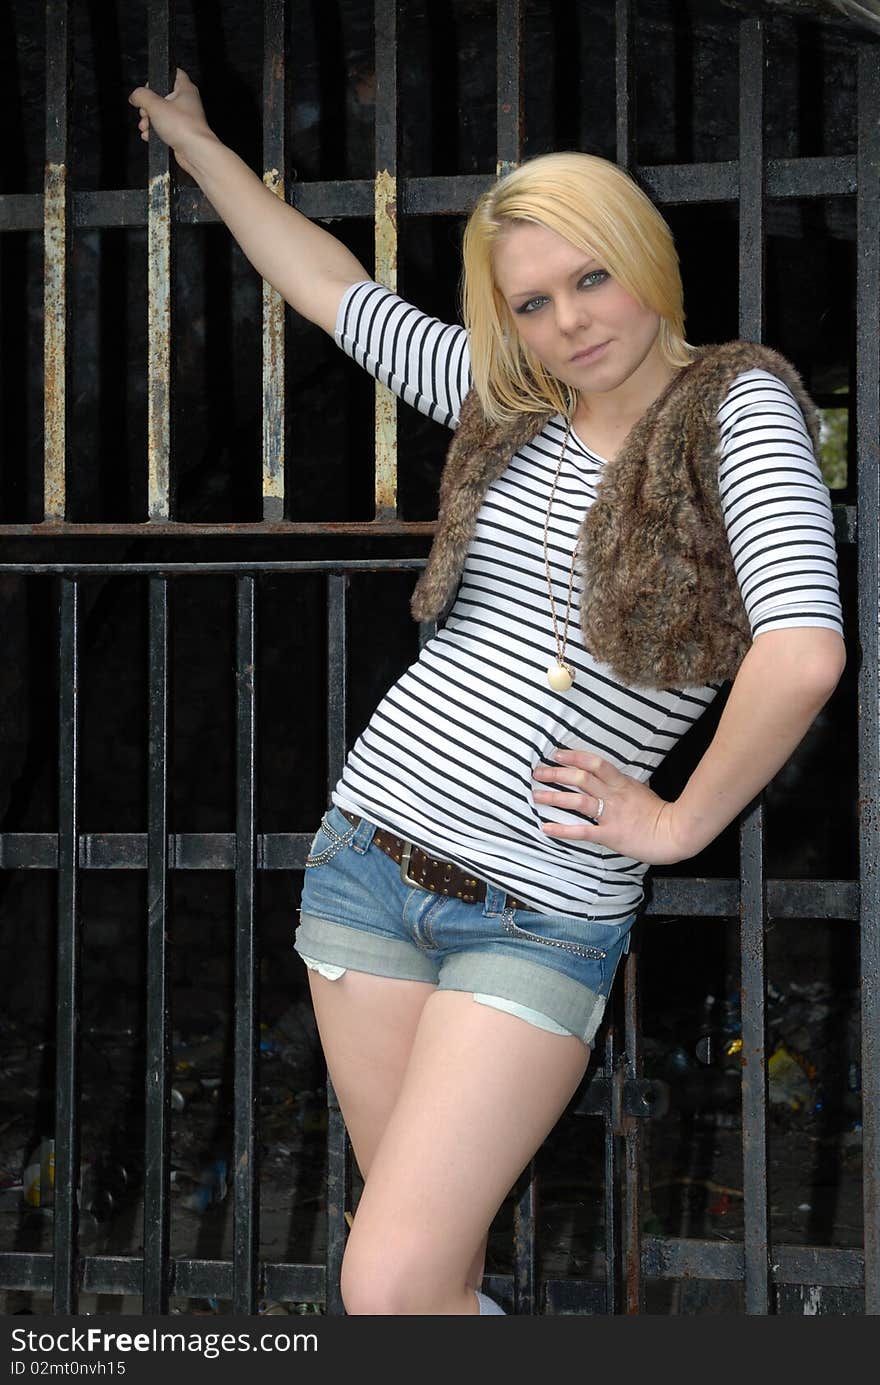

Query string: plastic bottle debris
[180,1158,228,1213]
[767,1043,815,1111]
[22,1139,54,1208]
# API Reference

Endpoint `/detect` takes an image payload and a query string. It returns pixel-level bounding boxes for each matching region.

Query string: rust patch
[44,162,67,521]
[374,170,398,517]
[262,169,285,519]
[148,169,172,520]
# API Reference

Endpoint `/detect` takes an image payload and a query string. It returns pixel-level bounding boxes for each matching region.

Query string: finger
[540,817,602,839]
[534,791,605,828]
[533,765,605,798]
[553,748,610,779]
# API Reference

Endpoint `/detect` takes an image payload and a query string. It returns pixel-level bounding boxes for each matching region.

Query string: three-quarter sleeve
[334,280,472,429]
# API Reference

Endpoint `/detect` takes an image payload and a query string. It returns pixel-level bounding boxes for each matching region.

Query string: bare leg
[306,970,490,1295]
[340,989,590,1314]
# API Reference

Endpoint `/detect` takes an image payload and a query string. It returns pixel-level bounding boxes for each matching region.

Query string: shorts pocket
[501,907,609,962]
[304,807,356,870]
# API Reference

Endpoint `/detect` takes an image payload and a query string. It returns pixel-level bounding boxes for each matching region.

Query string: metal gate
[0,0,877,1315]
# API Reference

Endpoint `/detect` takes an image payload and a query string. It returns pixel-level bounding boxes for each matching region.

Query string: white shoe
[474,1290,506,1315]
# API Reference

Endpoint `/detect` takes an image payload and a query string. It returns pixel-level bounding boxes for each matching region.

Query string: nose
[554,292,590,336]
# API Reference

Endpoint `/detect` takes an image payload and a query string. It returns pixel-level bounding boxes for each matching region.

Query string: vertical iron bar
[603,1025,619,1314]
[856,44,880,1317]
[737,16,771,1317]
[324,573,350,1313]
[512,1173,537,1316]
[622,948,644,1313]
[739,805,769,1313]
[262,0,286,521]
[53,576,79,1311]
[143,577,171,1312]
[614,0,634,171]
[739,19,766,342]
[43,0,69,521]
[373,0,398,520]
[496,0,523,178]
[497,0,528,1312]
[233,575,259,1313]
[147,2,174,520]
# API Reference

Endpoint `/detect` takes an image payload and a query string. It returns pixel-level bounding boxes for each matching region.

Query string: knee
[340,1240,435,1316]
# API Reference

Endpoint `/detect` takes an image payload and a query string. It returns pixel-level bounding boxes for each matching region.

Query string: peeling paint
[147,169,172,520]
[44,162,67,521]
[374,169,398,517]
[262,170,285,519]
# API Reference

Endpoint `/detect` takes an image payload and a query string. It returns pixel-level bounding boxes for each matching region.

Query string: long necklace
[543,419,580,691]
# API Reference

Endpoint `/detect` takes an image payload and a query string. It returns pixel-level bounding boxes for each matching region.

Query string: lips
[570,340,610,363]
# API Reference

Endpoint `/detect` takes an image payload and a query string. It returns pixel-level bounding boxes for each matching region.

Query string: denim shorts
[294,805,636,1048]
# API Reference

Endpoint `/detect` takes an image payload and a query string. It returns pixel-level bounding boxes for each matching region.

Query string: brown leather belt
[338,808,530,911]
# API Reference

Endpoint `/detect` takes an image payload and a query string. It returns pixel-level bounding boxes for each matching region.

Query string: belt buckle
[399,839,422,889]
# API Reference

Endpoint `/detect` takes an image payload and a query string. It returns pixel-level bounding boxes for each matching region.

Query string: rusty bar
[0,519,438,537]
[262,0,286,522]
[373,0,399,520]
[856,43,880,1317]
[147,3,174,520]
[233,575,260,1312]
[737,16,771,1316]
[0,502,857,540]
[512,1166,537,1316]
[622,945,644,1313]
[53,576,80,1311]
[602,1025,619,1314]
[3,154,861,236]
[323,573,350,1313]
[43,0,69,521]
[615,0,634,171]
[143,577,171,1312]
[496,0,523,178]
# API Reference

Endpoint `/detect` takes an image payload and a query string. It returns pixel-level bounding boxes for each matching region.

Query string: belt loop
[483,883,507,917]
[350,816,377,854]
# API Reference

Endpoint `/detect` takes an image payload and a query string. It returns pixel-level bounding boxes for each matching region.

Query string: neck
[572,360,681,434]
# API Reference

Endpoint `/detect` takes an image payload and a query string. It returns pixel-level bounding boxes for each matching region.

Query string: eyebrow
[506,259,603,302]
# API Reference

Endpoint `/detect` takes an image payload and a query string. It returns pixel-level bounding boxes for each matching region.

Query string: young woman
[130,70,846,1315]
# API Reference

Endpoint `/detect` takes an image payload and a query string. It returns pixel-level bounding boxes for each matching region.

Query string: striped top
[329,281,843,922]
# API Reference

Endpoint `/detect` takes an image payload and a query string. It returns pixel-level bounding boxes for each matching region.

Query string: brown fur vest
[409,341,821,688]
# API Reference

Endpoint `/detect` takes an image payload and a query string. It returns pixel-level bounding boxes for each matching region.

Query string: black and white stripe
[331,282,843,920]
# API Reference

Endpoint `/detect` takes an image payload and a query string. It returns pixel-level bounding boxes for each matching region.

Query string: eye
[579,269,609,289]
[515,295,549,316]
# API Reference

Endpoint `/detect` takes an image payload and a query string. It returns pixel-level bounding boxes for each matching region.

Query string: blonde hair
[461,151,697,423]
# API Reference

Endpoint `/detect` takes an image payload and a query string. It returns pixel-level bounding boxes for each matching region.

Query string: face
[491,220,670,409]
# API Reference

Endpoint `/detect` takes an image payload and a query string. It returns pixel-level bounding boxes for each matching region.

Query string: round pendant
[547,661,574,691]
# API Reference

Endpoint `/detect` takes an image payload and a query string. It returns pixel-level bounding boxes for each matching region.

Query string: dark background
[0,0,869,1311]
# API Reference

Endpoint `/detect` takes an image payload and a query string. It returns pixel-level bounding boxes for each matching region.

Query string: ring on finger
[594,796,605,821]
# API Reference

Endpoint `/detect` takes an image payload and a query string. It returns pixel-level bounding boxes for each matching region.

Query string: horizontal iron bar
[0,559,429,576]
[0,836,860,916]
[0,1245,863,1298]
[0,505,856,544]
[0,521,438,539]
[641,1238,865,1288]
[0,158,859,232]
[573,1076,670,1119]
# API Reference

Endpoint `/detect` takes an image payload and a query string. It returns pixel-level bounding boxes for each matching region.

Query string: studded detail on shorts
[501,907,607,960]
[304,812,357,868]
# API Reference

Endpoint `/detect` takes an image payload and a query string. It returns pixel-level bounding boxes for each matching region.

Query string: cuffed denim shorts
[294,804,636,1048]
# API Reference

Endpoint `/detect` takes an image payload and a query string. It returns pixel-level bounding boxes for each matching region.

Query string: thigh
[306,967,437,1178]
[343,988,590,1288]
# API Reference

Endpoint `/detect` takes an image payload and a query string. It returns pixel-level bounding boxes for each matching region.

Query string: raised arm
[128,69,372,335]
